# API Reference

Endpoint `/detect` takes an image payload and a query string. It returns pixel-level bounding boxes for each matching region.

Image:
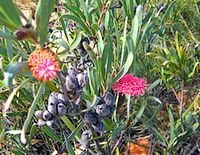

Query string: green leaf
[67,121,84,142]
[3,79,30,118]
[0,0,22,28]
[97,30,104,54]
[3,62,28,88]
[69,31,82,52]
[63,4,86,21]
[61,115,81,141]
[60,14,91,35]
[0,31,16,40]
[20,82,45,144]
[88,68,99,95]
[35,0,55,45]
[120,16,128,66]
[131,5,143,47]
[102,118,115,131]
[167,105,177,146]
[41,126,62,143]
[160,1,176,26]
[145,123,165,143]
[53,39,70,50]
[111,125,125,141]
[66,141,75,155]
[132,102,146,126]
[112,51,133,84]
[29,124,37,143]
[146,79,161,91]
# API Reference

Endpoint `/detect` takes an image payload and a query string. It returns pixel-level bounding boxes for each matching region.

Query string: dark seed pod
[65,75,79,91]
[108,105,115,117]
[80,130,91,148]
[57,93,69,106]
[37,119,46,126]
[34,110,43,119]
[104,91,115,105]
[92,121,104,133]
[57,103,67,116]
[84,112,98,125]
[95,104,110,117]
[76,72,89,87]
[43,110,52,120]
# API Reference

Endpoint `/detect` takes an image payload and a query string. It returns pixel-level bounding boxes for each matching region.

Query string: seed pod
[37,119,46,126]
[92,121,104,133]
[67,66,78,77]
[48,92,59,115]
[47,102,57,116]
[65,75,79,91]
[43,110,52,120]
[108,105,115,117]
[34,110,43,119]
[57,93,69,105]
[104,91,115,105]
[76,72,89,87]
[74,95,82,105]
[84,112,98,125]
[57,103,67,116]
[80,130,91,148]
[95,104,110,117]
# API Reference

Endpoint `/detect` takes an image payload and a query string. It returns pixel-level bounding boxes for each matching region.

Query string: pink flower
[112,74,148,96]
[28,49,60,82]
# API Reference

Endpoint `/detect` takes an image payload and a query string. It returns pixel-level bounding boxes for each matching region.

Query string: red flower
[28,49,60,82]
[112,74,148,96]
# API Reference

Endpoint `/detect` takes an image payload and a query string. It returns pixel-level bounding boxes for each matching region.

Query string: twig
[171,82,184,131]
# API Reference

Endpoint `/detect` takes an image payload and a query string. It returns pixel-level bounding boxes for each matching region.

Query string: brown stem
[171,83,184,131]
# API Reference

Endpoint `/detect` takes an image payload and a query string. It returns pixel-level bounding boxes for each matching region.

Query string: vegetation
[0,0,199,154]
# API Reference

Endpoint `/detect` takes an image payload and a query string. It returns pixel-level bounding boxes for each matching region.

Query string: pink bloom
[28,49,60,82]
[112,74,148,96]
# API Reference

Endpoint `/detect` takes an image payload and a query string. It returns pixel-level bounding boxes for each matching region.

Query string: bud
[67,66,78,77]
[95,104,110,117]
[76,72,89,87]
[34,110,43,119]
[57,93,69,106]
[57,103,67,116]
[92,121,104,133]
[37,119,46,126]
[46,120,54,127]
[48,92,59,115]
[43,110,52,120]
[14,28,37,43]
[65,75,79,91]
[84,112,98,125]
[80,130,91,148]
[104,91,115,105]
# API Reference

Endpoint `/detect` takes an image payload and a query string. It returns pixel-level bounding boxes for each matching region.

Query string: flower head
[112,74,148,96]
[28,49,60,82]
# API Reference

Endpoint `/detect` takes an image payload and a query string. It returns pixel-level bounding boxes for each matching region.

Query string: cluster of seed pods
[80,92,115,149]
[35,66,89,126]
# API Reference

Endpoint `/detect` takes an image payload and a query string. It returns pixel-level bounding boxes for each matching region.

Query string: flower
[112,74,148,96]
[28,49,60,81]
